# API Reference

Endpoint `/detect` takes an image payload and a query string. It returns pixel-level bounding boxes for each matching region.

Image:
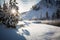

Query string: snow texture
[0,20,60,40]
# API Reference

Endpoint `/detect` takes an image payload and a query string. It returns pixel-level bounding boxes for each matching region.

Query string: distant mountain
[21,0,60,20]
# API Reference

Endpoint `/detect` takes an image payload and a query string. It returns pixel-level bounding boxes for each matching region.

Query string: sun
[11,8,16,14]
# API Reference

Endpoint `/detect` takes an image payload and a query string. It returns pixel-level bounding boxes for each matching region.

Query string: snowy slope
[0,21,60,40]
[21,0,59,20]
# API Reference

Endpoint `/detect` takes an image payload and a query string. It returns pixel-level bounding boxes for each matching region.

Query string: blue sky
[0,0,41,13]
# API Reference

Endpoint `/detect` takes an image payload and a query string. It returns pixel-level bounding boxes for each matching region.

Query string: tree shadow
[44,31,55,36]
[0,24,26,40]
[16,21,30,29]
[22,29,30,36]
[43,31,55,40]
[24,21,30,26]
[32,21,41,24]
[16,24,25,29]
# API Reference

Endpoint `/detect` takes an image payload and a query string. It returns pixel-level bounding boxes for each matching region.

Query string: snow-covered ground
[0,20,60,40]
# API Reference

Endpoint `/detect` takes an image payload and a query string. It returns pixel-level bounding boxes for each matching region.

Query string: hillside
[21,0,60,20]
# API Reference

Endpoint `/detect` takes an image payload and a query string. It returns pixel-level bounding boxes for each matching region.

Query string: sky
[0,0,41,13]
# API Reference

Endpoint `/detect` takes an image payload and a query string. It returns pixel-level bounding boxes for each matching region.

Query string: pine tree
[0,4,2,12]
[3,0,8,12]
[0,5,2,9]
[46,11,49,19]
[52,13,55,19]
[56,9,60,19]
[32,5,40,11]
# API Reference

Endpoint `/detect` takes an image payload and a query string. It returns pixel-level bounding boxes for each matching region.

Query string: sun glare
[11,9,16,14]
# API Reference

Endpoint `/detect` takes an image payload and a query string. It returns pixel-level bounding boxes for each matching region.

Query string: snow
[21,0,59,20]
[0,20,60,40]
